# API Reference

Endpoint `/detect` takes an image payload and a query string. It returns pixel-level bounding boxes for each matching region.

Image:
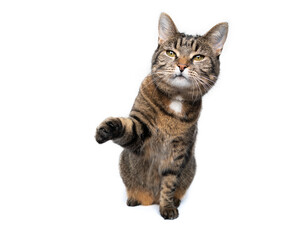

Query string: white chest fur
[169,96,183,114]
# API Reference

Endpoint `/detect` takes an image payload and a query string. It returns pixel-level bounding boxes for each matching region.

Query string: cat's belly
[141,135,173,194]
[120,128,192,200]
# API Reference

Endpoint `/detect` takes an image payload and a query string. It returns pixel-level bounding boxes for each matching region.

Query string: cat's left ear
[158,13,179,44]
[204,22,228,56]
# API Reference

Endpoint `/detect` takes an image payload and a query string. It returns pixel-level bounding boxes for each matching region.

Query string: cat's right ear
[158,13,178,45]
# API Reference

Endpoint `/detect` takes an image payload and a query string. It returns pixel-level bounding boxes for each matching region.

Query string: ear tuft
[204,22,228,56]
[158,13,178,44]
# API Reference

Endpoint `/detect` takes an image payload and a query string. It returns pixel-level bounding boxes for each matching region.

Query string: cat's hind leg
[126,189,154,206]
[173,157,196,207]
[173,188,186,207]
[120,150,154,206]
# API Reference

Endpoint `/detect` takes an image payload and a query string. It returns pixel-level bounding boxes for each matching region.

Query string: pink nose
[177,64,187,72]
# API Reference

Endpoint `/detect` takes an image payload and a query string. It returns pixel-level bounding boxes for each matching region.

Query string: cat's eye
[166,50,176,58]
[193,55,205,61]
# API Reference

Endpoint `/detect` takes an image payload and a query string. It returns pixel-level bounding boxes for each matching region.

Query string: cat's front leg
[95,116,150,152]
[159,137,193,220]
[159,173,179,220]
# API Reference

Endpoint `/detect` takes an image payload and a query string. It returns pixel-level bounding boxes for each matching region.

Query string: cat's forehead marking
[164,35,201,57]
[174,35,196,48]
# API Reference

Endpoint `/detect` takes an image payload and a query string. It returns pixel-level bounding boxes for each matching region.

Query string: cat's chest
[154,102,192,135]
[168,95,183,114]
[166,95,193,120]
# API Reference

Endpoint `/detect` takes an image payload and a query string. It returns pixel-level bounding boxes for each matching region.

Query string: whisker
[191,77,202,102]
[197,78,211,92]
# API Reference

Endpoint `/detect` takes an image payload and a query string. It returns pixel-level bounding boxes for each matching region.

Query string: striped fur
[95,13,228,220]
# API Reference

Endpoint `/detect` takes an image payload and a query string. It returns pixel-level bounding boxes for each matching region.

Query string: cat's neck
[140,75,202,119]
[142,75,201,103]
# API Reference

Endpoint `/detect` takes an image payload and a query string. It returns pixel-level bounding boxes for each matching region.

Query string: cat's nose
[177,64,188,72]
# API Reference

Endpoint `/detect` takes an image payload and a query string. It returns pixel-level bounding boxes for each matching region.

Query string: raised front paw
[160,206,179,220]
[95,117,123,144]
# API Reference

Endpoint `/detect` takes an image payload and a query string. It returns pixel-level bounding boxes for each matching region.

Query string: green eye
[166,50,176,58]
[193,55,205,61]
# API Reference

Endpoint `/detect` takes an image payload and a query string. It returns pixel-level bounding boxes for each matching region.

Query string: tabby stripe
[184,100,202,121]
[165,182,177,193]
[200,69,211,79]
[209,57,217,75]
[195,43,200,52]
[130,115,151,139]
[121,120,138,147]
[155,63,166,71]
[192,39,200,51]
[192,40,196,50]
[118,124,126,138]
[151,94,191,123]
[130,108,154,127]
[181,37,185,47]
[180,148,192,169]
[152,49,163,66]
[190,38,194,48]
[161,169,179,176]
[174,154,184,162]
[186,36,193,47]
[174,39,178,49]
[175,38,181,49]
[171,136,184,143]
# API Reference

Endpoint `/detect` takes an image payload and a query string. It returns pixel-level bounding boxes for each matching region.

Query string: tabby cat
[95,13,228,220]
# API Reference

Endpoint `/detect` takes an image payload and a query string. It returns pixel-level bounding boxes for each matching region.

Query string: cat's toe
[160,206,179,220]
[95,118,122,144]
[95,126,111,143]
[173,198,181,207]
[127,198,141,207]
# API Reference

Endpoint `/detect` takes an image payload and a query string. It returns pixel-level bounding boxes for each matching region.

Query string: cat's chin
[170,76,192,88]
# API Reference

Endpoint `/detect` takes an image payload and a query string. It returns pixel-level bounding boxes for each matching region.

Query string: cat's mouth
[170,74,191,88]
[173,73,190,82]
[174,75,187,80]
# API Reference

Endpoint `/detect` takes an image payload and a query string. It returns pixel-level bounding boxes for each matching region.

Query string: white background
[1,0,284,239]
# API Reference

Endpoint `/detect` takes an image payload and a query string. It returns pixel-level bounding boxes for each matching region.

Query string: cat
[95,13,228,220]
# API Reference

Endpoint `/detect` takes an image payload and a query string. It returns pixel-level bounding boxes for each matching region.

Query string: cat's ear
[204,22,228,56]
[158,13,178,44]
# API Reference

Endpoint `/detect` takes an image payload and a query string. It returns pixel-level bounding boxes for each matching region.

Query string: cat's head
[151,13,228,100]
